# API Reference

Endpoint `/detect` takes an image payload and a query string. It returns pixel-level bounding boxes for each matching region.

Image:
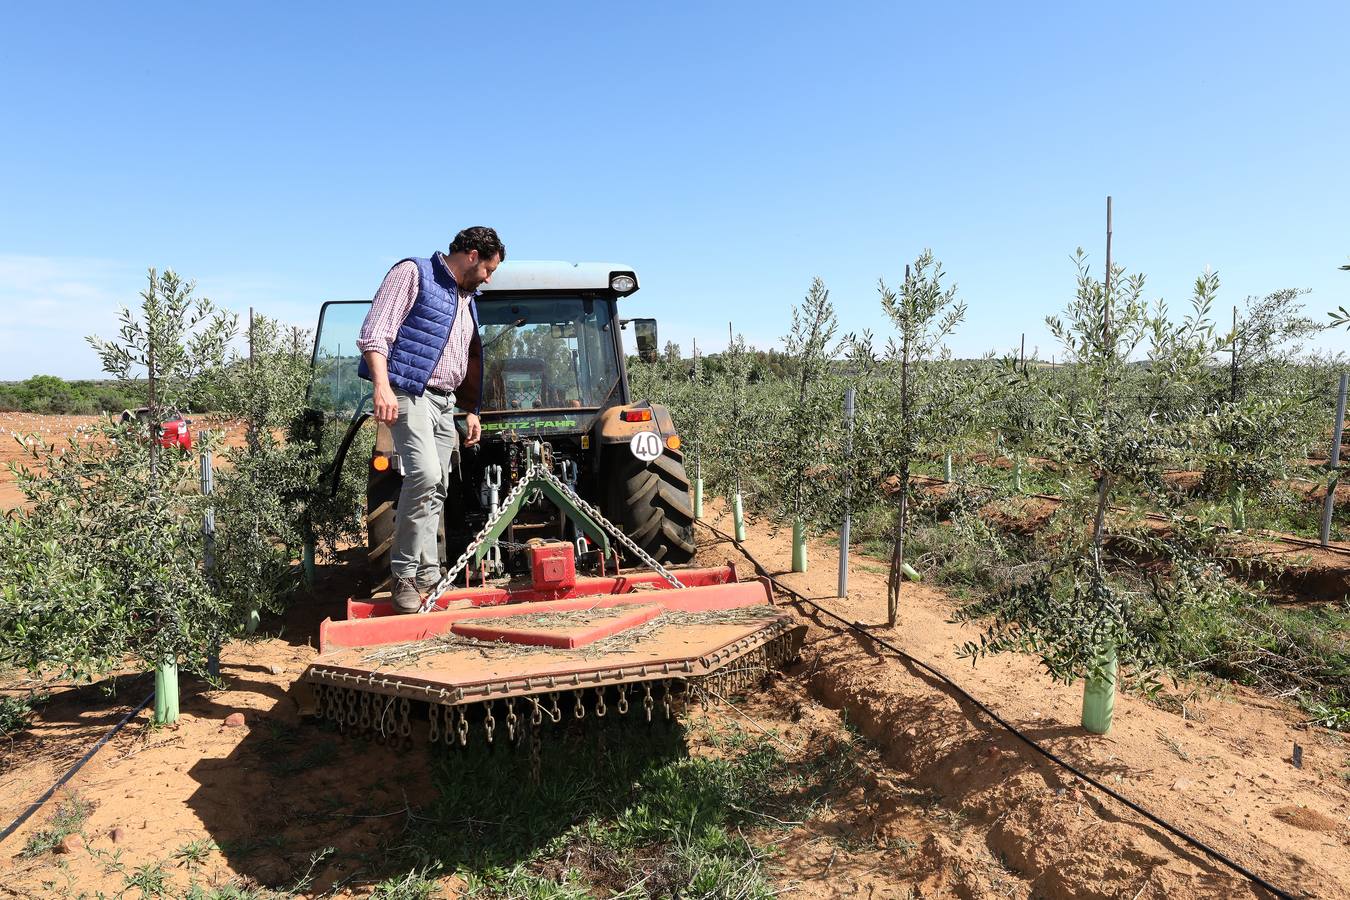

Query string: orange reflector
[620,409,653,422]
[372,454,390,472]
[666,434,682,451]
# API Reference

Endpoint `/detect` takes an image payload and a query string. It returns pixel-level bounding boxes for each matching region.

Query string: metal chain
[420,466,539,611]
[534,466,685,589]
[420,460,684,610]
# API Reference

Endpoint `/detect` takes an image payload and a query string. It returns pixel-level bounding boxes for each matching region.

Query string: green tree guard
[1229,484,1247,531]
[302,539,316,588]
[733,493,746,542]
[944,453,953,483]
[1081,646,1117,734]
[694,476,704,520]
[791,517,807,572]
[901,562,921,582]
[1013,454,1023,492]
[154,658,179,725]
[245,608,261,634]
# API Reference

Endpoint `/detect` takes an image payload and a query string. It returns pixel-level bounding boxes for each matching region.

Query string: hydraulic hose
[699,520,1297,900]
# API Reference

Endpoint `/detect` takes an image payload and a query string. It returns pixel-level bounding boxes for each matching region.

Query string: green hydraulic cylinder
[1081,646,1118,734]
[791,517,807,572]
[733,493,746,542]
[154,658,179,725]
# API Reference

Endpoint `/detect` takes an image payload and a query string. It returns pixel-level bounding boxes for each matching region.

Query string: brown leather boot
[392,577,423,614]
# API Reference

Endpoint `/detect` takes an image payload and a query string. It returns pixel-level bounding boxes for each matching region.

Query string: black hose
[700,520,1297,900]
[0,690,154,847]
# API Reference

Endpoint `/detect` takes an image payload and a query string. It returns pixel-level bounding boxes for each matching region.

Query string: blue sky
[2,1,1346,379]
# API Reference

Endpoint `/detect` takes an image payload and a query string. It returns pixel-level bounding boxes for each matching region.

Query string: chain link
[420,466,539,610]
[534,465,685,589]
[420,459,684,611]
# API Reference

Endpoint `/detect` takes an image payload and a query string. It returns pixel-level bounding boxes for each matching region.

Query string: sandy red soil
[1,415,1347,898]
[0,412,252,510]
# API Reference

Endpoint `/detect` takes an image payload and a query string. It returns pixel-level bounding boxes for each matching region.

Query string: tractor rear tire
[366,466,401,592]
[604,446,696,565]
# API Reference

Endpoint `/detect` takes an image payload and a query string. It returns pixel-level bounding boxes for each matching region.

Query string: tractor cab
[306,261,695,587]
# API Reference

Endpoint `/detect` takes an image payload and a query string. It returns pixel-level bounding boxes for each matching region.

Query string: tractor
[308,261,695,589]
[295,261,802,749]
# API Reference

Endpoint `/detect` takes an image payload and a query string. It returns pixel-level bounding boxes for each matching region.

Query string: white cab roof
[481,261,638,294]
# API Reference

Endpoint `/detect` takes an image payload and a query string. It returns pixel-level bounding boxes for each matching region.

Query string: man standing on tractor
[356,226,505,613]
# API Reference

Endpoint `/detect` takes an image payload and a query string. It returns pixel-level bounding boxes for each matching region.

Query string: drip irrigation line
[699,520,1297,900]
[909,472,1350,558]
[0,690,154,847]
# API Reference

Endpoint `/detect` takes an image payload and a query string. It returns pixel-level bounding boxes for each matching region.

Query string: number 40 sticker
[630,431,663,462]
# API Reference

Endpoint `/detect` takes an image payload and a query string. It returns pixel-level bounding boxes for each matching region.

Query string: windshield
[479,295,620,412]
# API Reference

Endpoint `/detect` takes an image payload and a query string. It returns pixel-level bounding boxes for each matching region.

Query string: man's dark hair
[449,226,506,262]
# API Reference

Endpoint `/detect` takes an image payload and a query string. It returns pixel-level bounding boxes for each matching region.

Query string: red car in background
[119,407,194,451]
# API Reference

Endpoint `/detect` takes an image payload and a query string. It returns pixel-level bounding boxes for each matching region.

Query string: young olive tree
[851,252,966,626]
[703,327,761,539]
[955,253,1233,733]
[1199,288,1326,529]
[208,313,316,630]
[764,278,842,569]
[0,270,236,719]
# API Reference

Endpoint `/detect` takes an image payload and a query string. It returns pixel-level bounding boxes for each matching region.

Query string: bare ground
[1,414,1348,897]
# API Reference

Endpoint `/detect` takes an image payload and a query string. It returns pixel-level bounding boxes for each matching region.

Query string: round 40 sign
[630,431,662,462]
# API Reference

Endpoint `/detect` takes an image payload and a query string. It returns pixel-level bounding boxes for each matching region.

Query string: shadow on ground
[184,696,689,893]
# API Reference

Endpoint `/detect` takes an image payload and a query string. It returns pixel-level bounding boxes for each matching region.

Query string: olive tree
[763,278,843,570]
[849,251,966,626]
[955,253,1235,733]
[207,313,316,631]
[1,270,236,721]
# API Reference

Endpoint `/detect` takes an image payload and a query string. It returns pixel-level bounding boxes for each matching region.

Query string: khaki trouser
[390,388,459,584]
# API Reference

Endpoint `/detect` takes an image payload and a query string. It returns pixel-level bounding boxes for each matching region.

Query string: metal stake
[1321,373,1348,546]
[838,387,855,598]
[201,439,219,678]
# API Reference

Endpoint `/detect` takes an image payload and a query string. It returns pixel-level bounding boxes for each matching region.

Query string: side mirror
[633,318,659,363]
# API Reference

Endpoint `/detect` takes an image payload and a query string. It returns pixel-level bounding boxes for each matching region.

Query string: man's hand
[373,382,398,425]
[363,351,399,425]
[464,413,481,447]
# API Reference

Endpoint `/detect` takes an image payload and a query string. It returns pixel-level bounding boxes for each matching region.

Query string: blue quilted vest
[358,254,480,399]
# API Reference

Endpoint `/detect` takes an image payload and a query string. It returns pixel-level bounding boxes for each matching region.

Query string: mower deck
[296,565,805,747]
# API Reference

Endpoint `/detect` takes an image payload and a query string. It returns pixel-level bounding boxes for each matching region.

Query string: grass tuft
[20,792,91,858]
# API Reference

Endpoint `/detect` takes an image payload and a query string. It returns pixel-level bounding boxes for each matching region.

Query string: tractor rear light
[620,409,653,423]
[665,434,681,451]
[372,454,391,472]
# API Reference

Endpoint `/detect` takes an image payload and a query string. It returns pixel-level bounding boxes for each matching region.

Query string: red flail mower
[295,536,805,750]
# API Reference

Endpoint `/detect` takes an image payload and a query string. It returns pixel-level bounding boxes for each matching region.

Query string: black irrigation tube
[0,690,154,847]
[700,520,1298,900]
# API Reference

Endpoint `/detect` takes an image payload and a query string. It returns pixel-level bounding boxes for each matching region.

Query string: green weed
[20,792,91,857]
[173,838,217,869]
[369,869,442,900]
[0,689,46,738]
[123,861,171,899]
